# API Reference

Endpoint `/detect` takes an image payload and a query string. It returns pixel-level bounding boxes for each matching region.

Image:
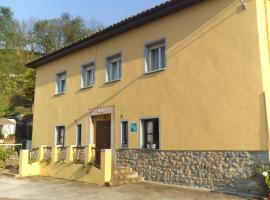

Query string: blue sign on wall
[130,122,137,133]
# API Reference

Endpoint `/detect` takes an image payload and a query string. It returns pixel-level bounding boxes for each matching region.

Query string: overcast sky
[0,0,167,26]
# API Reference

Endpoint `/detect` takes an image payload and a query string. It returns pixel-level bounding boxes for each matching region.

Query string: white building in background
[0,118,16,138]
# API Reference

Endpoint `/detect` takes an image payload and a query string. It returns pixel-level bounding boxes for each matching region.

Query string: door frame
[88,106,115,151]
[120,119,129,149]
[139,116,161,149]
[76,123,82,146]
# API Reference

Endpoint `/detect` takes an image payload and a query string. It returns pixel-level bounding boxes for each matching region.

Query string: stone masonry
[116,149,269,196]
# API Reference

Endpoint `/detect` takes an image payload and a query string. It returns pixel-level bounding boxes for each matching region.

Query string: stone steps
[113,167,133,174]
[109,166,144,186]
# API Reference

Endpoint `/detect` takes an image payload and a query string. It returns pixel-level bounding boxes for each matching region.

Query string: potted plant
[256,165,270,200]
[262,171,270,199]
[146,143,156,149]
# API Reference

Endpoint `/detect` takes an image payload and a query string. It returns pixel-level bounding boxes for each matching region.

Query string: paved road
[0,176,256,200]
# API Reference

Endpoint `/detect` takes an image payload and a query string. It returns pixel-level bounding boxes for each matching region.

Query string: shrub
[81,161,95,174]
[41,158,51,165]
[0,147,13,169]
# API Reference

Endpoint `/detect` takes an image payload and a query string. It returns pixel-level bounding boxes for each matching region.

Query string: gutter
[25,0,202,68]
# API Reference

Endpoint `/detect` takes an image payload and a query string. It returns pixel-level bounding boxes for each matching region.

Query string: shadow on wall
[34,0,268,149]
[36,0,238,89]
[61,1,257,133]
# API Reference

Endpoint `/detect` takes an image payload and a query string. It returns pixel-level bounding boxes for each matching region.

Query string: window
[76,124,82,146]
[121,121,128,148]
[141,118,159,149]
[81,63,95,88]
[145,39,166,73]
[106,54,122,82]
[55,126,65,146]
[56,72,67,94]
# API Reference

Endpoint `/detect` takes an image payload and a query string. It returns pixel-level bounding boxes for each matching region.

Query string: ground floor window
[121,121,128,148]
[76,124,82,146]
[55,126,65,146]
[141,118,159,149]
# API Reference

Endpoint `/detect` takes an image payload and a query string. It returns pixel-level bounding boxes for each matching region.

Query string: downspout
[264,0,270,58]
[263,0,270,156]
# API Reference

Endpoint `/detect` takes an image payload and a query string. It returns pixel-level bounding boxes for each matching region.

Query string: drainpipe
[264,0,270,158]
[264,0,270,59]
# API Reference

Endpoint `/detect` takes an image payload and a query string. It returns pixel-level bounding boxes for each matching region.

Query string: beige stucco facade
[32,0,270,151]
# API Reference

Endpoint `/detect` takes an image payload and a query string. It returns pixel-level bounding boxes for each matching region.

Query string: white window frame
[81,62,95,88]
[55,71,67,94]
[105,54,122,83]
[145,39,166,74]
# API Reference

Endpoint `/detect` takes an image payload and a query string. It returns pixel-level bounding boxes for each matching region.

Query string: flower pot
[146,143,156,149]
[268,192,270,200]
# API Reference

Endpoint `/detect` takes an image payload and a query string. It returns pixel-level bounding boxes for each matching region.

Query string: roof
[0,118,16,125]
[26,0,202,68]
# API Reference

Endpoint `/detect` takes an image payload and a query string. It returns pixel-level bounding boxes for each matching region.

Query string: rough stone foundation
[116,149,269,196]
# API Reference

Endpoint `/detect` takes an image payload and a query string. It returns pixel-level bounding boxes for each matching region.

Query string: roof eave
[26,0,202,68]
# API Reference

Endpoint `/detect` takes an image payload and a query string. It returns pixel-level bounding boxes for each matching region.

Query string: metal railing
[73,146,85,164]
[58,147,67,161]
[29,148,39,162]
[44,147,52,160]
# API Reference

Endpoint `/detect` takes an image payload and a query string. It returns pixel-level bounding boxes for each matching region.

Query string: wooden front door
[96,120,111,166]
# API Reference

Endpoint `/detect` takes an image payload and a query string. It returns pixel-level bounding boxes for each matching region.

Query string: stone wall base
[116,149,269,196]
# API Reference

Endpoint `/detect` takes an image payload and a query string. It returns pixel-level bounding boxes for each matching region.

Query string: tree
[33,13,103,54]
[0,7,23,49]
[0,7,35,117]
[0,7,104,117]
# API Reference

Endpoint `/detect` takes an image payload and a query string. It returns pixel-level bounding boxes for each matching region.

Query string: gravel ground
[0,176,259,200]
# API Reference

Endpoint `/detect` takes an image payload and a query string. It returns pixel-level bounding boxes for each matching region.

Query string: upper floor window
[56,71,67,94]
[106,54,122,83]
[81,62,95,88]
[145,39,166,73]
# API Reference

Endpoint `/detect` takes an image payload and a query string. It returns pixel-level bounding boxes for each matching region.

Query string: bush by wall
[0,147,13,169]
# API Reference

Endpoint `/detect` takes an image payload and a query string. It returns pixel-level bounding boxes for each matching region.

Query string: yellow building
[26,0,270,196]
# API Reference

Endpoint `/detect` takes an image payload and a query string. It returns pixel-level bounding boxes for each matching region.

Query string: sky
[0,0,167,26]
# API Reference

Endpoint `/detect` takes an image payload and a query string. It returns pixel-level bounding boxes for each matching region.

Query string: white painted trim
[81,61,95,88]
[55,71,67,95]
[105,53,122,83]
[144,38,167,73]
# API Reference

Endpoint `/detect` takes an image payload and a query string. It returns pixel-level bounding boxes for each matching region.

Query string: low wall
[19,150,40,177]
[19,146,112,185]
[40,162,103,185]
[116,149,269,196]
